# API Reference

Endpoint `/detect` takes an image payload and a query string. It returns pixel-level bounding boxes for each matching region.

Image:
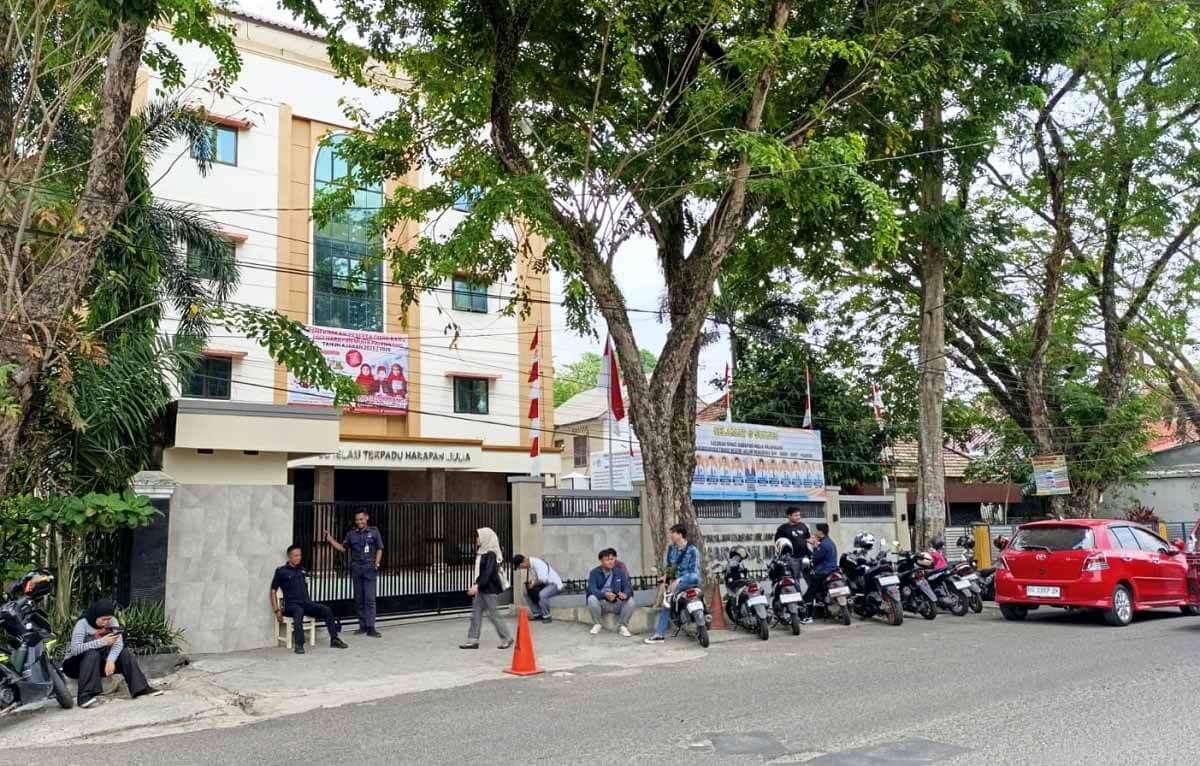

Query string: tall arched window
[312,134,384,331]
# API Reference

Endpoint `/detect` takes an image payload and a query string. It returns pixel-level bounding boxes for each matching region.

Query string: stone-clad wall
[542,518,643,580]
[165,484,293,654]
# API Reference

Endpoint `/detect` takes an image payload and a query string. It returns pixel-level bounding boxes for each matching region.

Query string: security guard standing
[325,511,384,637]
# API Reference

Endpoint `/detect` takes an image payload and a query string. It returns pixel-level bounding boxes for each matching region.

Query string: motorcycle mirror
[994,536,1009,550]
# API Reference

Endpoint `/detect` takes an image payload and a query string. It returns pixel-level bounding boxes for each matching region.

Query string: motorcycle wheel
[697,625,710,648]
[948,592,969,617]
[969,593,984,614]
[790,613,802,635]
[50,663,73,710]
[920,597,937,620]
[884,598,903,626]
[757,616,770,640]
[839,604,851,626]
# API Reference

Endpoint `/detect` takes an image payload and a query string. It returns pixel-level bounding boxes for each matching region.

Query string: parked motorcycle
[839,533,903,626]
[922,560,971,616]
[662,581,711,648]
[722,547,770,641]
[766,540,805,635]
[893,551,939,620]
[788,549,852,626]
[1,570,73,716]
[954,534,989,610]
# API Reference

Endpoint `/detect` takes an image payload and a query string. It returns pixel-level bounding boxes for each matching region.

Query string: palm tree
[15,99,239,497]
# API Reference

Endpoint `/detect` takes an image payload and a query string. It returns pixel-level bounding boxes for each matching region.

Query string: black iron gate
[293,501,513,621]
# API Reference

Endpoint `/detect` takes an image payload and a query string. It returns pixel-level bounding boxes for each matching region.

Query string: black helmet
[956,534,974,550]
[931,535,945,550]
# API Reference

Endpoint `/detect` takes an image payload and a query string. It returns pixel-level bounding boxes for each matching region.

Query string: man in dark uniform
[325,511,384,637]
[270,545,349,654]
[774,506,811,559]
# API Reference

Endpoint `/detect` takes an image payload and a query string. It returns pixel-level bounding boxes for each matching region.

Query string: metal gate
[293,501,512,621]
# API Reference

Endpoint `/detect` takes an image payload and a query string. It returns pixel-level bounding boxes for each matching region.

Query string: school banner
[1032,454,1070,496]
[692,422,826,501]
[287,326,409,415]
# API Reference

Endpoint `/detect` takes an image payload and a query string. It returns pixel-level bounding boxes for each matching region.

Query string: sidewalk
[0,612,854,749]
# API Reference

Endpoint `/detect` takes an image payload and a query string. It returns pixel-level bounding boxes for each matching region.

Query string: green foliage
[0,499,45,584]
[553,348,658,407]
[20,491,157,537]
[118,600,185,652]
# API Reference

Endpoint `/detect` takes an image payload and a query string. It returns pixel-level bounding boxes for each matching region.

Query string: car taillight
[1084,550,1108,572]
[685,588,698,599]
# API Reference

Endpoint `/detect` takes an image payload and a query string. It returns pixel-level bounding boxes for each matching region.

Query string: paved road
[6,608,1200,764]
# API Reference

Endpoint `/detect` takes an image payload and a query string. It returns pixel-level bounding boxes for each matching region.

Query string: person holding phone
[62,599,161,708]
[586,548,636,636]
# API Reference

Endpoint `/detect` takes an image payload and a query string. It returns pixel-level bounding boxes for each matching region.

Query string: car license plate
[1026,585,1061,599]
[747,595,768,607]
[779,592,803,604]
[828,586,850,597]
[686,600,705,613]
[952,577,971,591]
[877,575,900,586]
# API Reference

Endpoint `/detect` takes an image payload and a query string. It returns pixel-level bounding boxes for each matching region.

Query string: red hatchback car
[995,519,1197,626]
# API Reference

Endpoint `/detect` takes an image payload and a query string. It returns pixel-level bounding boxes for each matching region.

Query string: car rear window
[1011,526,1095,551]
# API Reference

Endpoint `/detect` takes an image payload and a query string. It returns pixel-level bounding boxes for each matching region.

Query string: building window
[451,277,488,313]
[186,240,236,281]
[573,433,589,467]
[453,377,489,415]
[184,357,232,400]
[191,124,238,166]
[312,134,384,331]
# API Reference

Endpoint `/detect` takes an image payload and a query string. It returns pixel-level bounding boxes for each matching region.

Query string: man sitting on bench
[586,548,636,637]
[270,545,349,654]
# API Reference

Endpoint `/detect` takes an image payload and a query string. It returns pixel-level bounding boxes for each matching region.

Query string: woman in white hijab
[460,527,514,649]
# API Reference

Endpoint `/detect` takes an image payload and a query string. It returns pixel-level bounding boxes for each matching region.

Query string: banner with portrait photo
[691,422,826,502]
[287,326,409,415]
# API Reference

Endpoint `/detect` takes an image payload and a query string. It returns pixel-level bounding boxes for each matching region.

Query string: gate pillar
[508,476,545,611]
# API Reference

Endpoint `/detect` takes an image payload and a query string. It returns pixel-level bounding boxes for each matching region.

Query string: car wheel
[1103,584,1134,627]
[999,604,1027,621]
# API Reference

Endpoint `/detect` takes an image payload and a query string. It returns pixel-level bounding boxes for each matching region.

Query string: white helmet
[854,532,876,551]
[775,537,793,555]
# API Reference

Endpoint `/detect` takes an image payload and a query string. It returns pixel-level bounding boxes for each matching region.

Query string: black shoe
[528,614,543,622]
[294,645,306,655]
[330,637,349,649]
[459,642,480,649]
[353,628,367,635]
[541,616,553,624]
[366,629,382,638]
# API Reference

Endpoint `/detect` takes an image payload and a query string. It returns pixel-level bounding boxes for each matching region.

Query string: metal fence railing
[755,501,824,520]
[696,500,741,519]
[543,493,640,519]
[841,499,896,519]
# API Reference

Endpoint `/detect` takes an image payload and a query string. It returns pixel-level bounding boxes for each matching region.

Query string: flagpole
[608,408,614,489]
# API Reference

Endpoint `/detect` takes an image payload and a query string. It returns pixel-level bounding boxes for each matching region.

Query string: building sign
[287,326,409,415]
[589,449,644,491]
[289,442,482,470]
[692,422,826,502]
[1032,454,1070,496]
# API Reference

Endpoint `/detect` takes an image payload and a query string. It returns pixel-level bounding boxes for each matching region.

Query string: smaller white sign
[589,449,644,490]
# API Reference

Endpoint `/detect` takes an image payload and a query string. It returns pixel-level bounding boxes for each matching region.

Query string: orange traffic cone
[503,608,544,677]
[708,583,727,630]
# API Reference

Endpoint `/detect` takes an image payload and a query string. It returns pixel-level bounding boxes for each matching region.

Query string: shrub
[118,601,185,654]
[1125,503,1161,526]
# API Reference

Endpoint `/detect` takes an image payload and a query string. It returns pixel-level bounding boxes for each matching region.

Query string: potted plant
[117,601,187,679]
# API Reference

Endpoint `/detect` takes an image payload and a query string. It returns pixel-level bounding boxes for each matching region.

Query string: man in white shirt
[512,554,563,622]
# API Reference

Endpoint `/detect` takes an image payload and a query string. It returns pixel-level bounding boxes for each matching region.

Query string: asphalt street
[6,607,1200,764]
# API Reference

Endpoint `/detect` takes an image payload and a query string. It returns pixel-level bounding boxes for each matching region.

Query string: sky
[231,2,731,399]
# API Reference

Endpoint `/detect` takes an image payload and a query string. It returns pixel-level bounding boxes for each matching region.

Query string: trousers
[352,568,378,629]
[527,583,560,618]
[285,600,340,646]
[62,647,151,705]
[587,594,637,626]
[466,593,512,642]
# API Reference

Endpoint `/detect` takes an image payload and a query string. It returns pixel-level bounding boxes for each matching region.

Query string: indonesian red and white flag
[528,326,541,475]
[802,366,813,429]
[598,335,626,431]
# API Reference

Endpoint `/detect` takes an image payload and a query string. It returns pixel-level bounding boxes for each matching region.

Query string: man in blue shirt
[645,523,700,643]
[586,548,636,636]
[805,522,838,620]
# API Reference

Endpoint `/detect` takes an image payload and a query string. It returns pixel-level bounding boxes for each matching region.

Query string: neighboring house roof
[1145,420,1199,454]
[696,396,730,423]
[554,386,625,428]
[889,440,972,480]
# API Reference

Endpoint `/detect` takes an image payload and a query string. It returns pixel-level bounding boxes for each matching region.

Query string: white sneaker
[619,625,632,637]
[589,624,603,635]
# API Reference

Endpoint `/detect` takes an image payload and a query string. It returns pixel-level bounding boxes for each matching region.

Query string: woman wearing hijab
[460,527,514,650]
[62,599,160,708]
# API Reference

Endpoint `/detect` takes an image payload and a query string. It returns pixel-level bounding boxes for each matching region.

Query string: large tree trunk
[914,102,946,548]
[0,23,146,492]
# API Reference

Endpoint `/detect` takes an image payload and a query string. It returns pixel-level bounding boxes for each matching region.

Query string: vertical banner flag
[870,381,885,427]
[528,325,540,476]
[802,366,813,429]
